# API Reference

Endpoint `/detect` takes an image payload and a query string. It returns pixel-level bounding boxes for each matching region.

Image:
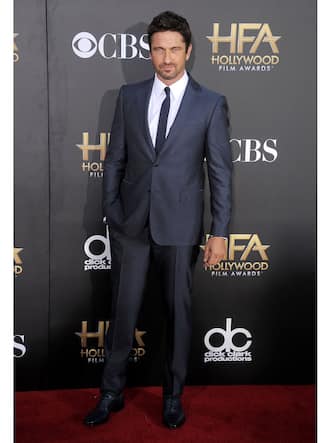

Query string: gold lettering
[229,234,270,261]
[207,23,281,55]
[14,265,23,275]
[14,247,23,264]
[238,24,261,53]
[250,24,281,54]
[135,328,146,347]
[75,321,107,348]
[229,234,251,260]
[77,132,109,161]
[240,234,269,261]
[206,23,237,54]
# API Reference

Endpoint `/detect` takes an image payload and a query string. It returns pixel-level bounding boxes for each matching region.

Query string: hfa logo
[76,132,110,177]
[206,22,281,72]
[204,318,252,363]
[75,321,146,364]
[201,234,270,278]
[14,247,23,276]
[14,33,19,62]
[84,225,111,271]
[14,335,27,358]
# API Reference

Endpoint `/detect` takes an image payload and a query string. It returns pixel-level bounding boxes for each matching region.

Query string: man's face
[150,31,192,85]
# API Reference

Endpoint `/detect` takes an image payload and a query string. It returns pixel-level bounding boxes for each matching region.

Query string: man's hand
[203,237,227,267]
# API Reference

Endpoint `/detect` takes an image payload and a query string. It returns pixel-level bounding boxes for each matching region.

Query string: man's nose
[163,50,172,63]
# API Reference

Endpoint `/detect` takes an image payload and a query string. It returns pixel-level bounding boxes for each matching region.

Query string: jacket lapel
[136,77,155,160]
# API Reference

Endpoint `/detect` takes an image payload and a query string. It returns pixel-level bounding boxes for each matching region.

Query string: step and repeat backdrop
[14,0,316,390]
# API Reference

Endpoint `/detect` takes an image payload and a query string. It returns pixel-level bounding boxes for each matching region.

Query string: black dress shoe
[162,395,186,429]
[84,392,124,426]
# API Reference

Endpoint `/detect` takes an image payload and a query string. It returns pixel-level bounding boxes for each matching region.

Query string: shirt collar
[152,70,189,101]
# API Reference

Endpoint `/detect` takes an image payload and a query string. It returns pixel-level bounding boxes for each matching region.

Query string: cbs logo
[14,334,27,358]
[231,138,278,163]
[72,32,97,58]
[72,32,149,59]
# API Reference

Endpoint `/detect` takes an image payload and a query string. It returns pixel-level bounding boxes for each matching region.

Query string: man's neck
[155,70,187,86]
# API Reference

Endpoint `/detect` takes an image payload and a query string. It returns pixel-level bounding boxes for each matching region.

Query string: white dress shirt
[148,70,189,146]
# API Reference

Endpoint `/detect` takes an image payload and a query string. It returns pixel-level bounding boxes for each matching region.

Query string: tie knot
[164,86,170,97]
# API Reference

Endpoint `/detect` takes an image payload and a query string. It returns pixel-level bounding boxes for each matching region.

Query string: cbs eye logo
[72,32,97,58]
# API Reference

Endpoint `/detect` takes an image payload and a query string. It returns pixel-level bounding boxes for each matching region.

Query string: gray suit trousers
[101,220,200,396]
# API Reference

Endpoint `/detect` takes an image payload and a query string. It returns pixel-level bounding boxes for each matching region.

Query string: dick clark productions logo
[204,318,252,363]
[83,225,111,271]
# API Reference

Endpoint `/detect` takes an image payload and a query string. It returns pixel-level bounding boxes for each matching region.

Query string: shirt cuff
[208,235,227,240]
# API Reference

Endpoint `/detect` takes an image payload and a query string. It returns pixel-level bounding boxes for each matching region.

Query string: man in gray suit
[85,10,232,429]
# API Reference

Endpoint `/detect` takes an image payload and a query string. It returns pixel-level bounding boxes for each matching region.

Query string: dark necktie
[155,86,170,153]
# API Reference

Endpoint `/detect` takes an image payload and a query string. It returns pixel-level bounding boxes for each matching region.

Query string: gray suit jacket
[103,74,232,245]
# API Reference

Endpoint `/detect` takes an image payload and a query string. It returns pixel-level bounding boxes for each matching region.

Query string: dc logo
[72,32,97,58]
[84,227,111,260]
[204,318,252,352]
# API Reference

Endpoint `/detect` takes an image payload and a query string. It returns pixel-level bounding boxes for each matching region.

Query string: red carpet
[15,385,315,443]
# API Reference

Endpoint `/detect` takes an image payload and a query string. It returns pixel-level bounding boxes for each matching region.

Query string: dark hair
[147,11,192,51]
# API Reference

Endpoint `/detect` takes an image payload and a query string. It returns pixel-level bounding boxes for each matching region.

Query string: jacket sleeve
[102,86,127,218]
[205,95,232,238]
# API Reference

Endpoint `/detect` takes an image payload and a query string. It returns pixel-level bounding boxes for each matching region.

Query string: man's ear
[186,43,192,61]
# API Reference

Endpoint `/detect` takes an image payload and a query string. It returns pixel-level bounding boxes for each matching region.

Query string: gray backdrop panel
[15,0,316,390]
[14,0,50,390]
